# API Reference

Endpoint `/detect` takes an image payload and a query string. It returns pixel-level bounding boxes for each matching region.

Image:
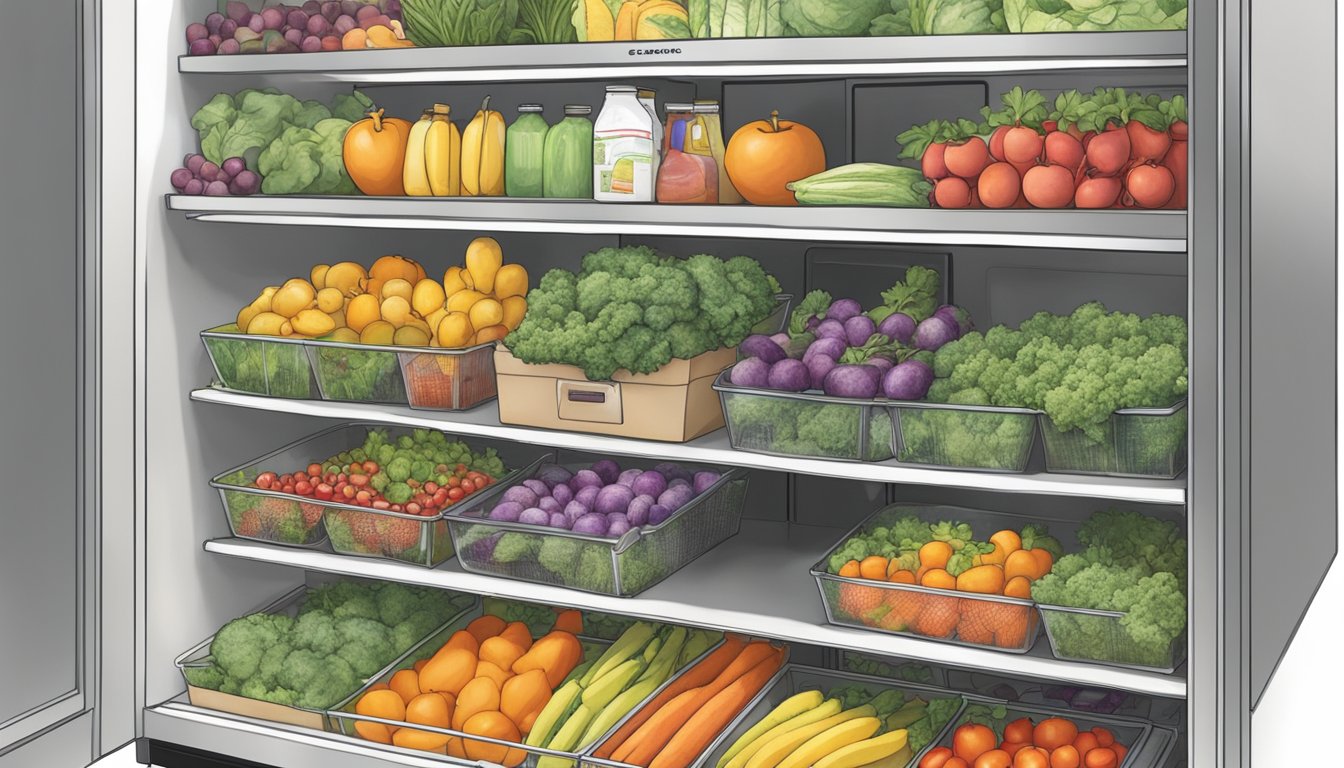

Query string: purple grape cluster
[171,154,260,196]
[186,0,403,56]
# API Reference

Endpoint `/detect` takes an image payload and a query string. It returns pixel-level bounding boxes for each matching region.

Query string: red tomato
[294,481,313,496]
[362,460,379,475]
[372,500,390,510]
[478,475,492,486]
[424,482,439,494]
[281,484,295,495]
[307,463,323,477]
[342,485,357,499]
[1013,748,1049,768]
[455,463,468,474]
[314,483,334,501]
[1082,748,1116,768]
[355,490,372,504]
[920,748,954,768]
[974,750,1012,768]
[1033,719,1079,751]
[256,472,277,489]
[1072,733,1099,755]
[1048,746,1080,768]
[337,473,348,483]
[391,504,403,513]
[1003,719,1034,745]
[1090,728,1114,748]
[350,474,369,487]
[447,476,461,488]
[433,489,449,506]
[406,503,422,516]
[355,497,370,507]
[460,479,476,493]
[954,725,998,762]
[324,472,338,485]
[448,487,465,501]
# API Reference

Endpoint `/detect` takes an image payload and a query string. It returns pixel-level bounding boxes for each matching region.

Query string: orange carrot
[611,689,703,765]
[593,635,748,759]
[647,651,785,768]
[618,643,780,767]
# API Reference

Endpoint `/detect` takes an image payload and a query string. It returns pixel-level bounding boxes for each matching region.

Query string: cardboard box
[494,346,734,442]
[185,685,329,730]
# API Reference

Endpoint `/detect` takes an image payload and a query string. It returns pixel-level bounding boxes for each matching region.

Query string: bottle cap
[664,103,695,113]
[517,104,544,113]
[606,85,638,94]
[564,105,593,116]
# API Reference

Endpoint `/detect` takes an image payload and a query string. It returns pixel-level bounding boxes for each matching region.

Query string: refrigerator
[0,0,1334,767]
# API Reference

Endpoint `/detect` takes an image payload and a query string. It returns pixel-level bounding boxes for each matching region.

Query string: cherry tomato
[1034,719,1078,751]
[1012,748,1049,768]
[362,460,379,475]
[478,475,492,486]
[405,503,422,516]
[447,487,465,501]
[355,497,371,507]
[281,484,295,495]
[1048,746,1080,768]
[1071,733,1099,755]
[372,500,391,510]
[1082,748,1116,768]
[350,473,369,487]
[423,482,439,494]
[294,480,313,496]
[314,483,334,501]
[460,479,475,493]
[256,471,277,488]
[342,485,357,499]
[355,490,372,504]
[973,750,1012,768]
[337,473,348,483]
[1003,719,1034,745]
[447,476,461,488]
[433,488,448,505]
[954,724,998,762]
[324,472,338,485]
[1089,729,1114,748]
[455,463,468,475]
[919,747,954,768]
[307,463,322,477]
[390,504,403,513]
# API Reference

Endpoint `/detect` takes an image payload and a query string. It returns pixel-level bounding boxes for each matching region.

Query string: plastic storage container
[811,503,1070,652]
[932,701,1179,768]
[329,599,715,765]
[210,423,537,565]
[715,372,895,462]
[305,337,498,410]
[1038,402,1188,478]
[505,104,549,198]
[1037,604,1187,673]
[201,324,317,399]
[448,455,749,596]
[544,105,594,199]
[693,665,964,768]
[891,401,1040,473]
[174,584,475,731]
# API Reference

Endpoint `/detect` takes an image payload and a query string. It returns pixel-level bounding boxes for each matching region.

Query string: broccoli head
[493,532,543,564]
[537,537,584,580]
[183,665,228,691]
[335,617,394,677]
[278,650,359,709]
[210,613,295,681]
[293,611,341,656]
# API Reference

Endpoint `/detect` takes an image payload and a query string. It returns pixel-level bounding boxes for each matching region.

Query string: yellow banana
[811,730,909,768]
[462,95,506,197]
[425,103,461,196]
[403,109,434,196]
[722,695,835,768]
[775,717,883,768]
[743,706,874,768]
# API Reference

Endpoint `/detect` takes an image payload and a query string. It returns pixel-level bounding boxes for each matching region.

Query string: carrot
[647,652,785,768]
[611,689,703,764]
[593,635,748,759]
[619,644,782,767]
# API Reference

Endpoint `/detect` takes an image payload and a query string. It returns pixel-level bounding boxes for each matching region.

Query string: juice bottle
[692,100,741,204]
[544,105,594,199]
[504,104,549,198]
[594,86,655,202]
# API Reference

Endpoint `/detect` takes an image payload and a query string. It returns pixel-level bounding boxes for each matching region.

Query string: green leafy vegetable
[867,265,942,324]
[513,0,578,43]
[780,0,888,37]
[1003,0,1186,33]
[401,0,520,46]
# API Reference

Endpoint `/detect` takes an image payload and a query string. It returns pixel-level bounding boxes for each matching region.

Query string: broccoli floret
[278,650,358,709]
[409,460,434,483]
[1079,509,1187,578]
[331,593,380,623]
[384,482,413,505]
[494,532,543,564]
[256,641,292,684]
[293,611,341,655]
[335,617,394,677]
[369,472,390,492]
[385,457,413,483]
[392,612,442,650]
[210,613,294,680]
[795,405,862,458]
[183,665,228,690]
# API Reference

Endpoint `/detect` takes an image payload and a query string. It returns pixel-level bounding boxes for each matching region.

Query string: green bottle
[544,105,594,199]
[505,104,548,198]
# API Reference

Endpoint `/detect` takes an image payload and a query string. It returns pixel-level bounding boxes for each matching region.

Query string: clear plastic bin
[811,503,1078,653]
[448,455,749,596]
[210,423,537,564]
[330,601,717,768]
[1038,604,1187,674]
[891,402,1039,473]
[839,651,948,688]
[1038,402,1187,478]
[201,325,317,399]
[715,372,895,462]
[396,343,498,410]
[174,583,476,731]
[934,700,1174,768]
[693,665,964,768]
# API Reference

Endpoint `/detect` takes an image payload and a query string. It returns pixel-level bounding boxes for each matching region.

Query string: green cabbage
[780,0,887,37]
[872,0,1006,35]
[1003,0,1186,32]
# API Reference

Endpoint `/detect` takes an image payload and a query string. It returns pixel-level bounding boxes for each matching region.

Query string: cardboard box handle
[557,380,623,424]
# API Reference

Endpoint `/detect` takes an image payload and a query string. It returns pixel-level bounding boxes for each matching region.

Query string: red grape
[218,38,241,55]
[186,22,210,43]
[170,168,193,191]
[189,38,218,56]
[301,35,322,52]
[205,12,226,34]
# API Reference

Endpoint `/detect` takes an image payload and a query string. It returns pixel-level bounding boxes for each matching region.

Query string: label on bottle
[594,129,654,201]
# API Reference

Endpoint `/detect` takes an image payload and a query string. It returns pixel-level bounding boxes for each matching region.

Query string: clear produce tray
[1038,402,1188,478]
[839,651,948,688]
[934,700,1176,768]
[1037,604,1187,674]
[693,665,965,768]
[812,503,1079,653]
[715,372,895,462]
[201,324,318,399]
[329,600,718,768]
[891,401,1040,473]
[307,337,498,411]
[447,455,750,597]
[174,582,476,732]
[209,423,539,564]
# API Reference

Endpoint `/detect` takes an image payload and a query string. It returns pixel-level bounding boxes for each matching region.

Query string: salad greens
[400,0,519,46]
[312,347,406,403]
[872,0,1007,36]
[204,327,313,399]
[1004,0,1186,32]
[780,0,887,37]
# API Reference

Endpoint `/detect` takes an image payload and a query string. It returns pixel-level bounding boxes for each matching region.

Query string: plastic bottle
[638,87,663,182]
[505,104,549,198]
[544,105,594,199]
[594,86,655,202]
[692,100,741,204]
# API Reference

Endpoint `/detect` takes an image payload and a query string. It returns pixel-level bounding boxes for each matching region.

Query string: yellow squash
[425,104,462,196]
[461,96,506,197]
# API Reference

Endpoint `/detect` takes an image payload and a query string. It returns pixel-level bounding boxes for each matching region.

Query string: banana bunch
[717,690,911,768]
[231,237,529,350]
[529,623,719,768]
